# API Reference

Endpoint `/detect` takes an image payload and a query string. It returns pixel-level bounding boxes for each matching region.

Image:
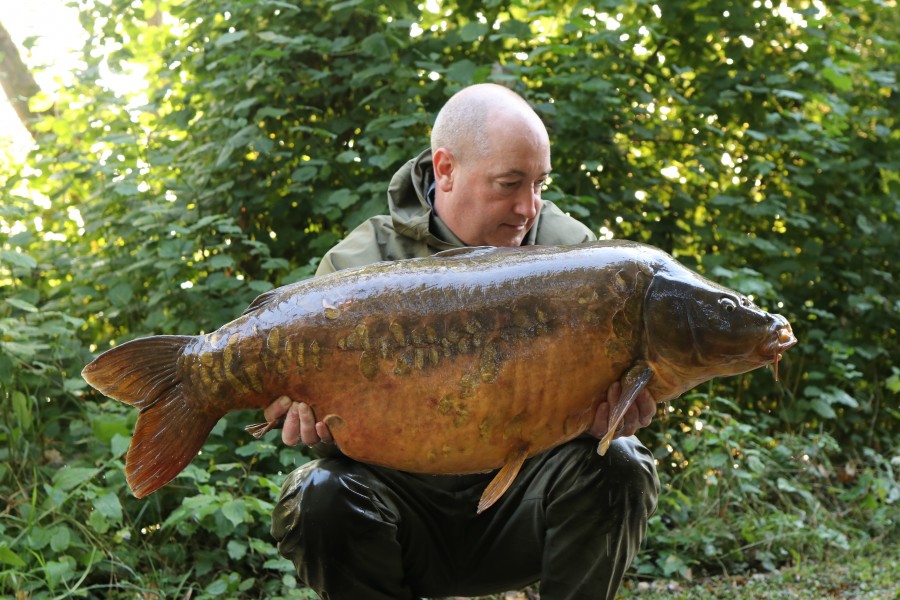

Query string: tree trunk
[0,19,42,137]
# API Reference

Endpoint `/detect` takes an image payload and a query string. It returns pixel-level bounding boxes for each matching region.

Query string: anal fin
[477,446,529,514]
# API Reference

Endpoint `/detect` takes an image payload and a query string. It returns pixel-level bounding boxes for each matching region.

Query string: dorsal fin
[477,445,530,514]
[242,288,280,315]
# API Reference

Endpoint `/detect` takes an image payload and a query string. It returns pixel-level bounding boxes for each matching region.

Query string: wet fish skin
[81,240,797,510]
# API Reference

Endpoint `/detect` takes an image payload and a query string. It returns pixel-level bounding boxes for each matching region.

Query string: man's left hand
[588,381,656,439]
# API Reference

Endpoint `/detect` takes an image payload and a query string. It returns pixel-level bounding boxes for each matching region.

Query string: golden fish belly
[315,324,624,474]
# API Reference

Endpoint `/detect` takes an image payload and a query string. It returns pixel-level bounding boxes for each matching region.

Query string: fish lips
[760,317,797,365]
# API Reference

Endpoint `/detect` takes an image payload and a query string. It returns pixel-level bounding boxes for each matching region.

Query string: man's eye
[500,181,519,189]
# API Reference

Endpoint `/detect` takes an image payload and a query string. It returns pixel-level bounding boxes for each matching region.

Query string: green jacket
[316,149,596,276]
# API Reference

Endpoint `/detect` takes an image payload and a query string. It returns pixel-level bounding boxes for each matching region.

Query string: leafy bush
[1,0,897,596]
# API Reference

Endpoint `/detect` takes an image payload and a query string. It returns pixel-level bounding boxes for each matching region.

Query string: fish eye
[719,297,737,312]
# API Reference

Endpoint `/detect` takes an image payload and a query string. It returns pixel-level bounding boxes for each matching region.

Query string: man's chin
[489,228,529,247]
[489,236,526,247]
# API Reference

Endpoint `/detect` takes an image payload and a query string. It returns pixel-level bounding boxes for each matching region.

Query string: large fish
[82,240,796,512]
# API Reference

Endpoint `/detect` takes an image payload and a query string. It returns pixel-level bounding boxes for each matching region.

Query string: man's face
[434,117,551,247]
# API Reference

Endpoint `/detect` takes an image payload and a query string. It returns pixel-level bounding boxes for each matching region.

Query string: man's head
[430,84,551,247]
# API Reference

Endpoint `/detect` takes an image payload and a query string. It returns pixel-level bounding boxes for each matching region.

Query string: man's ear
[432,147,455,192]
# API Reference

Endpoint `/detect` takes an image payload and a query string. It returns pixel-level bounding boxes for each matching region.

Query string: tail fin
[82,335,222,498]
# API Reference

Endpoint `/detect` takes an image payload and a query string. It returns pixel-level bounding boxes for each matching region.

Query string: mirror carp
[82,240,797,512]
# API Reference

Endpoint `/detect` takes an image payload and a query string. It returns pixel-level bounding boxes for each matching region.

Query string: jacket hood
[386,149,437,244]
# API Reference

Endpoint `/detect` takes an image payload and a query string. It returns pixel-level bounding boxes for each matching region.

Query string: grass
[451,540,899,600]
[619,541,899,599]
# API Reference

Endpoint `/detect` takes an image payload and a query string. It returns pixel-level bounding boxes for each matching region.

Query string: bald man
[267,84,660,600]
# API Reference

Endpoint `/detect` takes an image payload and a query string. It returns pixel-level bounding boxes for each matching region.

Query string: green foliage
[1,0,897,596]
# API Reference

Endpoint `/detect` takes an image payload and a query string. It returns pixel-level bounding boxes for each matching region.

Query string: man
[265,83,660,600]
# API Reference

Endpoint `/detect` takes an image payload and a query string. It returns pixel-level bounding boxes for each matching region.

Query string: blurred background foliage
[0,0,897,596]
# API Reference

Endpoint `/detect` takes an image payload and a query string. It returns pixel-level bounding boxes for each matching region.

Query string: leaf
[360,32,389,58]
[827,387,859,408]
[51,525,72,552]
[95,492,124,521]
[822,67,853,91]
[45,556,77,586]
[445,59,478,84]
[0,546,26,568]
[53,467,98,492]
[64,377,88,392]
[322,189,358,211]
[12,390,32,432]
[459,21,487,42]
[205,579,229,596]
[774,89,804,100]
[291,166,317,182]
[336,150,359,163]
[208,254,235,269]
[886,372,900,394]
[233,97,259,114]
[744,129,768,141]
[215,30,249,48]
[108,282,134,307]
[258,106,289,119]
[5,297,38,312]
[221,499,248,527]
[227,539,248,560]
[111,433,131,457]
[809,399,837,419]
[710,194,744,207]
[257,31,294,44]
[0,249,37,269]
[28,526,54,550]
[330,0,363,10]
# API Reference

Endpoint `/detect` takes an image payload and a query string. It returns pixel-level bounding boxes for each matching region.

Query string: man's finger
[282,402,303,446]
[315,421,335,444]
[264,395,292,423]
[298,402,320,446]
[635,390,656,427]
[588,401,611,438]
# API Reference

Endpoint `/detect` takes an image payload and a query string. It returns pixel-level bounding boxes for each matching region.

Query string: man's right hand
[264,396,335,447]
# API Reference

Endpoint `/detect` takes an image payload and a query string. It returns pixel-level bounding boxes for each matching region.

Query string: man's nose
[513,188,540,219]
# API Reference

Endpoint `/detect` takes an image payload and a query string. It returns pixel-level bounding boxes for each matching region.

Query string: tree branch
[0,19,43,138]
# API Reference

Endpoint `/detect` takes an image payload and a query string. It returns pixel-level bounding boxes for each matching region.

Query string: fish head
[643,269,797,393]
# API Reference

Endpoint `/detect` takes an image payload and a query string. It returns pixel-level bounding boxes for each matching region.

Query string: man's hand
[264,396,334,447]
[588,381,656,440]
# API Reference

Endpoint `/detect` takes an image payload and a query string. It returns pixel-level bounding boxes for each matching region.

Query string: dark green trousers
[271,437,659,600]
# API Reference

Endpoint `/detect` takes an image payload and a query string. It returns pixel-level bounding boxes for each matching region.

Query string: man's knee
[603,436,660,512]
[271,458,382,560]
[554,436,660,519]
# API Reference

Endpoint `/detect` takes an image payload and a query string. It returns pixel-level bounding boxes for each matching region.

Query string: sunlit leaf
[0,249,37,269]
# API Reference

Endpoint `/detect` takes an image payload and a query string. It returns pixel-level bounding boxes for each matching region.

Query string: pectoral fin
[597,365,654,456]
[477,446,529,514]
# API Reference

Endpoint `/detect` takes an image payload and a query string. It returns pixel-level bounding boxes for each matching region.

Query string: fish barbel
[82,240,797,512]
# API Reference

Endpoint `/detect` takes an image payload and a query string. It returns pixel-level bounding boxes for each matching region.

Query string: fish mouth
[765,321,797,381]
